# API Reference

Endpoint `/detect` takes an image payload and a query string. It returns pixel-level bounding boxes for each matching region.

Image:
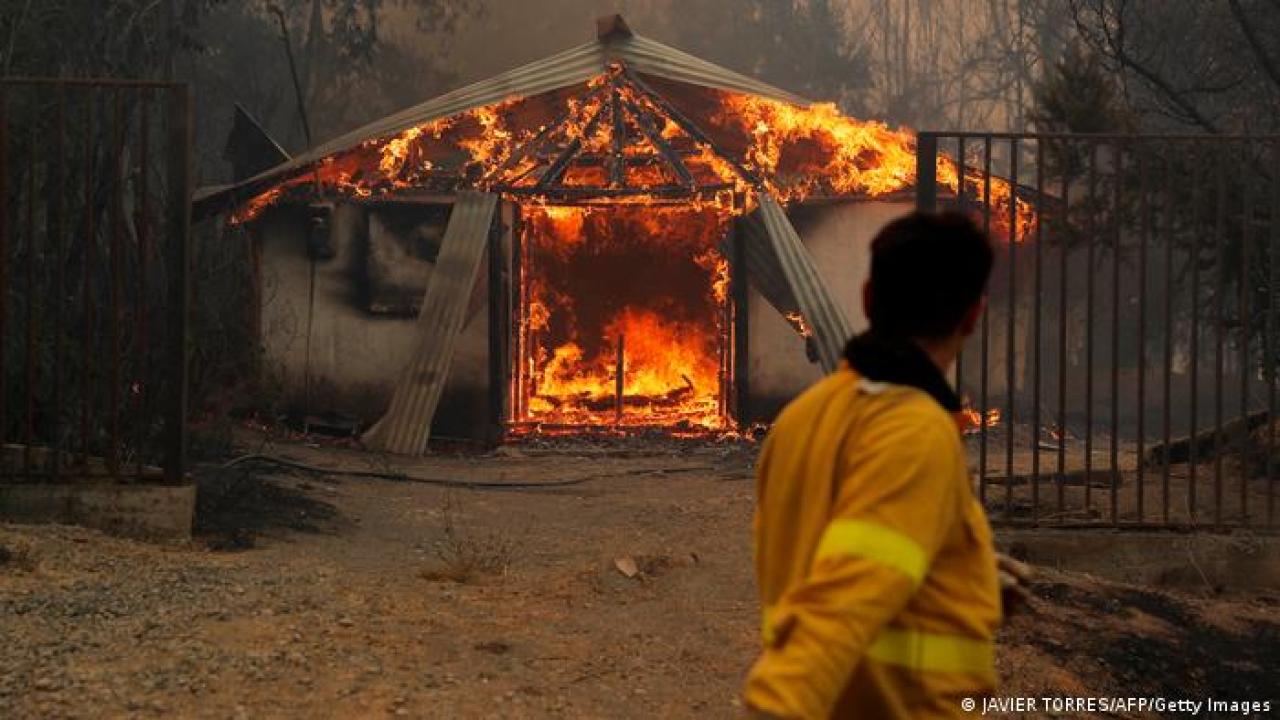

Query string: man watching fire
[745,212,1004,719]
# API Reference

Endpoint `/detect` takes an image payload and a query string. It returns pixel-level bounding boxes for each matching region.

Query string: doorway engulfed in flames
[510,205,734,433]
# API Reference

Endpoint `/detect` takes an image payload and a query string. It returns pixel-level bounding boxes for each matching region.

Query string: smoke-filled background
[3,0,1279,187]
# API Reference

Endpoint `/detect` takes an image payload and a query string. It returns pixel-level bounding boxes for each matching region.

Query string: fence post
[916,133,938,213]
[164,84,192,484]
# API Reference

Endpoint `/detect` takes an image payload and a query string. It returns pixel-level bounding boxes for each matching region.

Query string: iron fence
[917,132,1278,530]
[0,78,191,485]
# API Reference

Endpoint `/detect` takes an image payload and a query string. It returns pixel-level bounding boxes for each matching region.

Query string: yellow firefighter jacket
[745,367,1001,719]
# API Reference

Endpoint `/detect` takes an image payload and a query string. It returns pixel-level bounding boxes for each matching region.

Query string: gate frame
[916,130,1279,531]
[0,77,192,485]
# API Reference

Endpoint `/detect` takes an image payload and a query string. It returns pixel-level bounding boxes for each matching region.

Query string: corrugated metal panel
[757,195,852,372]
[201,30,810,208]
[362,191,499,454]
[615,35,805,105]
[718,214,802,321]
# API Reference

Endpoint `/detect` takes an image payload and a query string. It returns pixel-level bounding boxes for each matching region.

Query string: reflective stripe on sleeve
[867,627,995,676]
[760,605,994,676]
[812,519,928,585]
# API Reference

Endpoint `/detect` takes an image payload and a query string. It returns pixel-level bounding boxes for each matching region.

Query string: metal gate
[0,78,192,484]
[916,132,1278,530]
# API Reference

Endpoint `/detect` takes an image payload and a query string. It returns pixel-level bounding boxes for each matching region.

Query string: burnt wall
[254,202,492,440]
[744,200,911,421]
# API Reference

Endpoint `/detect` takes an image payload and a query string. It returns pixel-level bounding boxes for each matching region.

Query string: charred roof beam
[609,88,627,188]
[622,97,696,191]
[482,81,613,189]
[618,64,762,190]
[534,100,610,191]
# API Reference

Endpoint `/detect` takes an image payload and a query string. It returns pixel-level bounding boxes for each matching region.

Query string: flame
[708,94,1036,241]
[784,311,813,338]
[228,67,1037,246]
[959,398,1002,435]
[514,205,732,431]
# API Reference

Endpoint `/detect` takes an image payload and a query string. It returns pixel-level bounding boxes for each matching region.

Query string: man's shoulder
[846,380,964,460]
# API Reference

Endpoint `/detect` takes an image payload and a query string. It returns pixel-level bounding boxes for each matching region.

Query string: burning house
[198,15,1025,453]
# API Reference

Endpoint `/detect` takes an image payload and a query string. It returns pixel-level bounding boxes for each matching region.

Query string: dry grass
[420,492,518,584]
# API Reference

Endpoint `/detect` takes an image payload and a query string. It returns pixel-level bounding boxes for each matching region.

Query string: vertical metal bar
[1268,140,1278,528]
[980,136,992,500]
[50,86,67,480]
[956,137,966,399]
[0,86,8,455]
[1057,142,1070,514]
[1214,149,1226,526]
[107,90,124,475]
[1136,143,1150,522]
[1110,140,1121,526]
[1161,143,1174,524]
[23,125,37,473]
[1085,142,1098,513]
[916,133,938,212]
[163,84,192,485]
[1239,141,1252,525]
[1032,139,1044,521]
[1004,139,1018,518]
[1188,144,1203,521]
[136,89,150,475]
[81,92,96,465]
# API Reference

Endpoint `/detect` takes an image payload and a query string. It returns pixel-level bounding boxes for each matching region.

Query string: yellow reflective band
[867,628,995,676]
[813,519,928,585]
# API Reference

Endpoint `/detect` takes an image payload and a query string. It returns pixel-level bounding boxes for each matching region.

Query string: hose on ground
[216,453,717,490]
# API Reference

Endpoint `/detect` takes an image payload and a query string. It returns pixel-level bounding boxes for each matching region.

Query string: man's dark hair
[866,212,994,339]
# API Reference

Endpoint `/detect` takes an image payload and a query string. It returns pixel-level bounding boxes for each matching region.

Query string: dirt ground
[1,435,1278,719]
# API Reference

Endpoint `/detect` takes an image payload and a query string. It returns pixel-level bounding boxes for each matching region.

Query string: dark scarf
[843,331,962,412]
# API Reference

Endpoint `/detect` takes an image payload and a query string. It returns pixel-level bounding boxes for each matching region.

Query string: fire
[784,311,813,338]
[513,205,732,431]
[706,94,1036,240]
[229,65,1037,243]
[959,398,1002,435]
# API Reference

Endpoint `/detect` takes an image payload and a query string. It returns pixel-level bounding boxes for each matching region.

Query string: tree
[1067,0,1280,133]
[1030,41,1134,134]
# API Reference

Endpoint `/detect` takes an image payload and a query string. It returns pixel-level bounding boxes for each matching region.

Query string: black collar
[843,332,962,412]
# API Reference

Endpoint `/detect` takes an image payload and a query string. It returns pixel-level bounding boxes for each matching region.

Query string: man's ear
[862,280,874,323]
[959,296,986,336]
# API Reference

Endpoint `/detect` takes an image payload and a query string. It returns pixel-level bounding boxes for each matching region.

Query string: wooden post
[487,202,512,443]
[731,218,750,425]
[615,334,625,425]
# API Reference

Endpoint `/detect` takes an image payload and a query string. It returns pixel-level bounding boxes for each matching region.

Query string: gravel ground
[1,439,1277,718]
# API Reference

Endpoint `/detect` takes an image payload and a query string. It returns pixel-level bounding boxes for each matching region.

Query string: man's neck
[911,336,961,377]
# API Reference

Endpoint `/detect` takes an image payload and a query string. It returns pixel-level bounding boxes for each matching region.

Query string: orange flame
[959,399,1003,435]
[708,94,1036,241]
[229,68,1037,245]
[783,311,813,338]
[514,205,732,431]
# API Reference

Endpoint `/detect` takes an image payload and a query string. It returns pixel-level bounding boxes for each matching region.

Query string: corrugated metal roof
[199,24,806,209]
